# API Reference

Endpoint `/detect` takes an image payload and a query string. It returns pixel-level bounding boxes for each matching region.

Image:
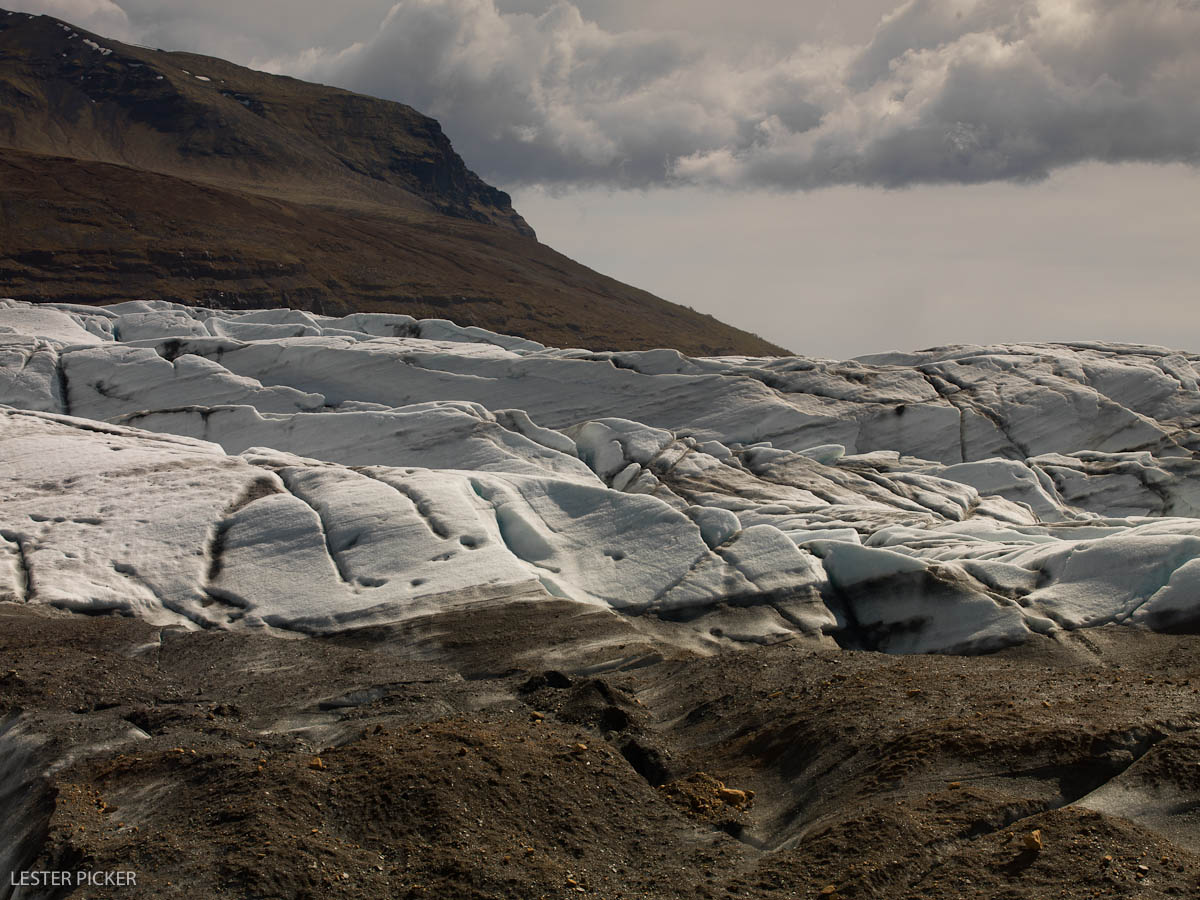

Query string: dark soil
[4,601,1200,899]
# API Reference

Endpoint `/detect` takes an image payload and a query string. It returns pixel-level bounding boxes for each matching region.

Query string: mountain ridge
[0,9,787,355]
[0,9,532,233]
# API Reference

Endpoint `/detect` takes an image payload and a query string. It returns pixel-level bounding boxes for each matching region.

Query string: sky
[10,0,1200,357]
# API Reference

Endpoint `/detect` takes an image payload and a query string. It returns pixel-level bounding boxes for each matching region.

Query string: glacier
[4,297,1200,654]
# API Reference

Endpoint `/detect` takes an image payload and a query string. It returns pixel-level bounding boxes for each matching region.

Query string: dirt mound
[5,602,1200,899]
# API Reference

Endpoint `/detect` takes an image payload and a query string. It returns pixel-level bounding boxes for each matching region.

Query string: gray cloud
[15,0,1200,190]
[260,0,1200,190]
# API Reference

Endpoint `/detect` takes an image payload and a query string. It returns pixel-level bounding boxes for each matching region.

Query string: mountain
[5,300,1200,898]
[0,9,785,355]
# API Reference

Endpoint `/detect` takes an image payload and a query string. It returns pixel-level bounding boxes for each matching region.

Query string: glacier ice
[4,298,1200,653]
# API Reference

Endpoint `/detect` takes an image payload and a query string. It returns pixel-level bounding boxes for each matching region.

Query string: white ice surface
[4,300,1200,652]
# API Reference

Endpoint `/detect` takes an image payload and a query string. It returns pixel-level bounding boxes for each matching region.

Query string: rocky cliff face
[0,10,533,235]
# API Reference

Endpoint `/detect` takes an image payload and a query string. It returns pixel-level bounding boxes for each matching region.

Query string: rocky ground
[5,600,1200,900]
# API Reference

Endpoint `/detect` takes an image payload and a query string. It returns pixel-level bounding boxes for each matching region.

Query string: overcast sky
[12,0,1200,357]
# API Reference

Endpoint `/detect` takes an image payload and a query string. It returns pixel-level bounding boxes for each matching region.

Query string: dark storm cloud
[15,0,1200,189]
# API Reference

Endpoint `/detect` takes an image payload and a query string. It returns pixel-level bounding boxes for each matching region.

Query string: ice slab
[4,300,1200,653]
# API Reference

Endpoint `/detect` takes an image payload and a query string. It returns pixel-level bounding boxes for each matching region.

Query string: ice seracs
[3,298,1200,653]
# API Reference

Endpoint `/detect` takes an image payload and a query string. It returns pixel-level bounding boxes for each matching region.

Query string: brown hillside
[0,10,787,355]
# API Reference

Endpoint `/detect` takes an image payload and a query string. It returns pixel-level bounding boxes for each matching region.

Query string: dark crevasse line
[54,348,70,416]
[276,471,356,587]
[0,530,34,602]
[353,468,451,539]
[200,476,285,621]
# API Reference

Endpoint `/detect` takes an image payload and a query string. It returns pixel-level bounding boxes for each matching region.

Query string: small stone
[572,743,588,754]
[1023,829,1043,852]
[308,756,327,770]
[530,711,545,721]
[819,886,838,896]
[717,786,749,806]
